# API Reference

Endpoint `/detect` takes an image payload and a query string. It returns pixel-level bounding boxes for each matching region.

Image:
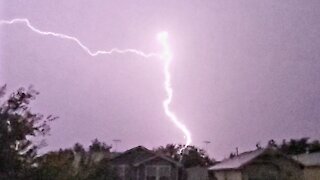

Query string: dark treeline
[0,86,214,180]
[0,85,118,179]
[1,86,320,179]
[279,138,320,155]
[229,138,320,158]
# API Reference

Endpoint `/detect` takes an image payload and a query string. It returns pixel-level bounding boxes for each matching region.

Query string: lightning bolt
[0,18,192,149]
[0,19,159,58]
[157,32,192,149]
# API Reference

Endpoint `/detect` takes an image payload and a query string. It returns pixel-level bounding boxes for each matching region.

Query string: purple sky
[1,0,320,159]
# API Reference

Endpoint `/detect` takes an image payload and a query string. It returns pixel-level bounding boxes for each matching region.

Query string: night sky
[1,0,320,159]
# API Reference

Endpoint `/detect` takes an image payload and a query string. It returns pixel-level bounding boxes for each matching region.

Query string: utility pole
[112,139,121,152]
[203,140,211,152]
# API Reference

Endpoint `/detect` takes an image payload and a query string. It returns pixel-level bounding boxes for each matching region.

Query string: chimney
[236,147,239,156]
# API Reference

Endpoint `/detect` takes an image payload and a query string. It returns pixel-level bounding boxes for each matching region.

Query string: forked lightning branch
[0,18,192,149]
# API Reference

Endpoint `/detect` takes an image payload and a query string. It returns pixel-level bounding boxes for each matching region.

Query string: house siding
[111,146,181,180]
[242,154,303,180]
[214,170,242,180]
[142,158,179,180]
[211,149,304,180]
[113,162,178,180]
[303,167,320,180]
[186,167,209,180]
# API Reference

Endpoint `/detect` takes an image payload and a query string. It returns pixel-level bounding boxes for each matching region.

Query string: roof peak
[209,148,277,171]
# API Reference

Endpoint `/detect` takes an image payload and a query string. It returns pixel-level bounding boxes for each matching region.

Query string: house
[110,146,182,180]
[186,166,209,180]
[293,152,320,180]
[208,147,304,180]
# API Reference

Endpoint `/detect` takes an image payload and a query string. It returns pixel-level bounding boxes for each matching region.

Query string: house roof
[133,153,182,167]
[111,145,181,167]
[209,148,265,171]
[111,146,155,164]
[209,147,303,171]
[293,152,320,167]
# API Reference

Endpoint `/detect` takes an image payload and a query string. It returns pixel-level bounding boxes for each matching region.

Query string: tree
[0,85,56,179]
[0,85,118,179]
[154,144,215,168]
[309,140,320,153]
[278,137,320,155]
[155,144,180,161]
[35,141,118,180]
[73,143,85,154]
[82,159,119,180]
[77,139,117,180]
[89,139,112,153]
[33,149,75,180]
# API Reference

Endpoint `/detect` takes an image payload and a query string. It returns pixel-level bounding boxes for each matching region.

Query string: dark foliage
[33,140,118,180]
[0,85,117,179]
[0,85,56,179]
[89,138,112,153]
[277,137,320,155]
[154,144,215,168]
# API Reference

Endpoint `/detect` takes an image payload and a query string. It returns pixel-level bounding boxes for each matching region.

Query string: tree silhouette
[279,137,320,155]
[0,85,57,179]
[154,144,215,168]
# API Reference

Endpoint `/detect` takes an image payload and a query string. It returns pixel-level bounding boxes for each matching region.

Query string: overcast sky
[1,0,320,159]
